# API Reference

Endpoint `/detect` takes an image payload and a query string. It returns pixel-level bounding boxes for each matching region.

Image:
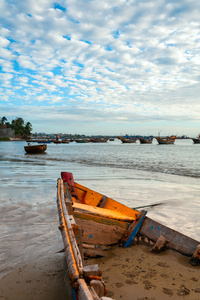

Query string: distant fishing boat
[37,140,52,144]
[62,139,70,144]
[119,136,138,143]
[192,134,200,144]
[90,137,109,143]
[156,135,176,145]
[75,139,90,143]
[24,143,47,154]
[139,136,153,144]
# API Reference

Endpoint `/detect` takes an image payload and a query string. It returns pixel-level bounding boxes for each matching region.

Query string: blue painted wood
[122,210,147,248]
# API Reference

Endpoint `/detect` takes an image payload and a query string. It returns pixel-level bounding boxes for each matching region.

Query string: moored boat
[139,136,153,144]
[90,137,109,143]
[192,134,200,144]
[62,139,69,143]
[24,143,47,153]
[156,135,176,144]
[119,136,138,143]
[37,140,52,144]
[75,139,90,143]
[53,139,62,144]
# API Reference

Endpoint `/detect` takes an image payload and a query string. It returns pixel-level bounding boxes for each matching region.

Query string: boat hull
[192,138,200,144]
[156,138,175,144]
[120,138,137,143]
[139,137,153,144]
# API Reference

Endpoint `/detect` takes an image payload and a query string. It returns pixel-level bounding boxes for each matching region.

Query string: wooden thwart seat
[73,202,136,222]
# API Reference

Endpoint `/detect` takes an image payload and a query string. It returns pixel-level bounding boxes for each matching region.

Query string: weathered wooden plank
[74,211,129,245]
[57,179,83,276]
[120,210,147,247]
[82,243,110,251]
[83,265,101,280]
[140,216,199,256]
[84,249,107,258]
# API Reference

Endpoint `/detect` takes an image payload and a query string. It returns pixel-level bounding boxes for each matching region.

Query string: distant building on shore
[0,128,15,138]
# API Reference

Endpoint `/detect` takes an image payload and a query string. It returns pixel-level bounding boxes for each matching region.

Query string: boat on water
[156,135,176,144]
[192,134,200,144]
[24,143,47,154]
[90,137,109,143]
[37,140,52,144]
[53,139,62,144]
[57,172,200,299]
[119,136,138,143]
[75,139,90,143]
[139,136,153,144]
[62,139,70,144]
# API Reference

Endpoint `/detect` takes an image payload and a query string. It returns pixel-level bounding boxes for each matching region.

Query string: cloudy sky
[1,0,200,136]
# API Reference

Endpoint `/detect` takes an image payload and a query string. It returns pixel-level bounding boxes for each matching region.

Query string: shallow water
[0,139,200,278]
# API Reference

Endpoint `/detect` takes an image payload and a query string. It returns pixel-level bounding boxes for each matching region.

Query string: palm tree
[0,116,7,126]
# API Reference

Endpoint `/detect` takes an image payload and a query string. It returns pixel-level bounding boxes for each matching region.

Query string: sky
[0,0,200,136]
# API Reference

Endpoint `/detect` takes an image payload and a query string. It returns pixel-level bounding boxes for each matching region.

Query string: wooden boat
[53,139,62,144]
[62,139,70,144]
[90,137,109,143]
[119,136,138,143]
[192,134,200,144]
[37,140,52,144]
[139,136,153,144]
[24,143,47,153]
[75,139,90,143]
[156,135,176,144]
[57,172,200,299]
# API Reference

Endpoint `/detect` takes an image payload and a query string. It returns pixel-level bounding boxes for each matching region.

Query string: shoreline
[0,244,200,300]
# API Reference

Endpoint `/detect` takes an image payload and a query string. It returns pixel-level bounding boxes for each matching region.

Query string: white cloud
[0,0,200,134]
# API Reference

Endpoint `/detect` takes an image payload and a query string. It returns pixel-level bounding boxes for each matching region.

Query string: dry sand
[0,244,200,300]
[86,244,200,300]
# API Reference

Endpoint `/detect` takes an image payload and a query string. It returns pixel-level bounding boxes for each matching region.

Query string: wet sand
[0,253,70,300]
[0,244,200,300]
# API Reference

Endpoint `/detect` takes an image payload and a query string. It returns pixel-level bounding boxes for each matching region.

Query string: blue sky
[0,0,200,136]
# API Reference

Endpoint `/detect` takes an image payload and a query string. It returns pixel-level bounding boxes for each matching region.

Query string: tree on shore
[0,116,7,126]
[0,116,32,138]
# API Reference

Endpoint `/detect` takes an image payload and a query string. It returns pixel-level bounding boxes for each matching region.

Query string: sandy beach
[0,243,200,300]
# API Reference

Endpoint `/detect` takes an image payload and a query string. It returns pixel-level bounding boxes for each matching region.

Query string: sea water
[0,139,200,278]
